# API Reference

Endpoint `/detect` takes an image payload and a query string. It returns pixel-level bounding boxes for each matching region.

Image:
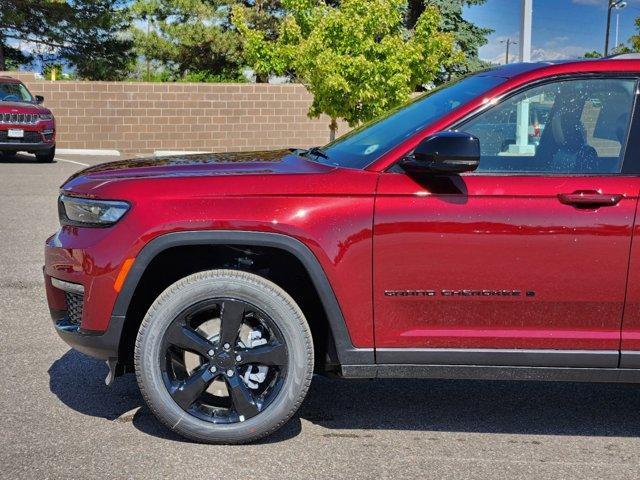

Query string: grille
[64,292,84,326]
[0,130,42,143]
[0,113,38,124]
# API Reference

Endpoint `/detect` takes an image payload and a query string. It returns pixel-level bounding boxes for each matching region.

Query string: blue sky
[464,0,640,62]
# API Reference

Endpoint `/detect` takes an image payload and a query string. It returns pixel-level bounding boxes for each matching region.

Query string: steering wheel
[2,94,21,102]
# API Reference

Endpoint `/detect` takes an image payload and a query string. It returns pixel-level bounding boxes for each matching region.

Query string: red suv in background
[44,56,640,444]
[0,76,55,162]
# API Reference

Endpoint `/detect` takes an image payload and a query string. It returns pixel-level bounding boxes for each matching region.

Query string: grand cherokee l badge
[384,289,535,297]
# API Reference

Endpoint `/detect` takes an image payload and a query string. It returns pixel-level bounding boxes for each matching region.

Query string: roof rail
[606,53,640,60]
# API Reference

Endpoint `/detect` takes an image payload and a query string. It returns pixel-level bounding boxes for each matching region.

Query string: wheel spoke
[218,300,245,348]
[166,322,214,357]
[237,342,287,366]
[170,364,217,410]
[226,371,260,420]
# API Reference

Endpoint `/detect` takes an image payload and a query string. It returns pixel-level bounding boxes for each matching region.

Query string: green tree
[612,43,633,55]
[2,44,29,70]
[582,50,602,59]
[0,0,133,79]
[407,0,491,83]
[630,17,640,53]
[0,0,67,71]
[129,0,245,81]
[234,0,458,140]
[60,0,134,80]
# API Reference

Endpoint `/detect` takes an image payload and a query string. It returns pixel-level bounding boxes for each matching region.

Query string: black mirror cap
[402,131,480,174]
[35,95,45,104]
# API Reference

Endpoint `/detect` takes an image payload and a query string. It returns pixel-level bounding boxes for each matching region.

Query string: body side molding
[376,348,619,368]
[620,351,640,368]
[111,230,374,365]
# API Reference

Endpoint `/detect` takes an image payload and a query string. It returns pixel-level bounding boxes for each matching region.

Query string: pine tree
[407,0,492,83]
[0,0,133,79]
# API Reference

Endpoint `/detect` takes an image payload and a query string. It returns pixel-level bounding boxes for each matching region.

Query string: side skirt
[375,348,619,368]
[341,364,640,383]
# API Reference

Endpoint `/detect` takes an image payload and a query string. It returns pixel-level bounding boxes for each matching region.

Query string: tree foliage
[407,0,491,83]
[60,0,134,80]
[234,0,458,137]
[0,0,133,79]
[626,17,640,55]
[582,50,602,59]
[130,0,235,81]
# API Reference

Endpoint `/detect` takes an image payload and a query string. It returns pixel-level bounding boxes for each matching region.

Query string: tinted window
[462,78,636,174]
[313,74,506,169]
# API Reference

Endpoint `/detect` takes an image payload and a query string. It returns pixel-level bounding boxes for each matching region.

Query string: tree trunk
[0,39,5,72]
[406,0,424,29]
[329,118,337,142]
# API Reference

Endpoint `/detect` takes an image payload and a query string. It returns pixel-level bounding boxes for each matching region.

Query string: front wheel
[134,269,314,444]
[35,146,55,163]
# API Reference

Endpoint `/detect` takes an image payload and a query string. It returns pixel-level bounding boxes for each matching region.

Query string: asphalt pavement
[2,152,640,479]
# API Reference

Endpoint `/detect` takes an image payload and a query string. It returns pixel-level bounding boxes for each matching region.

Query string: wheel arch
[112,230,373,368]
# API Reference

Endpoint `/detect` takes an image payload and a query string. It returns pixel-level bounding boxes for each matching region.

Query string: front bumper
[44,227,135,362]
[51,309,125,361]
[0,127,55,151]
[0,142,53,152]
[45,274,125,361]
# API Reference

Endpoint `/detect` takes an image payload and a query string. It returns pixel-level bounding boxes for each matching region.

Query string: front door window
[461,78,636,174]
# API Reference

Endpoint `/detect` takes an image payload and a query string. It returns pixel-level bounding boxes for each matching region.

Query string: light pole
[606,0,627,56]
[500,39,518,64]
[615,1,627,51]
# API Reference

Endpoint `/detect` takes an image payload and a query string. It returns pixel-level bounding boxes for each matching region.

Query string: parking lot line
[55,157,90,167]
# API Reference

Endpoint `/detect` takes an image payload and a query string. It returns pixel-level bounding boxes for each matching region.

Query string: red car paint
[0,76,55,154]
[43,58,640,366]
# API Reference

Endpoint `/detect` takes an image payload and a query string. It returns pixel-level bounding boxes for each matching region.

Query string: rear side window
[460,78,637,174]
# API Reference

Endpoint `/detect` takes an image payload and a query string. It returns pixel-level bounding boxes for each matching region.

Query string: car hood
[65,149,335,184]
[0,101,49,113]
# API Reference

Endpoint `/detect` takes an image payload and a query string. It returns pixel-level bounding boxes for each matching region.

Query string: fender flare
[111,230,373,365]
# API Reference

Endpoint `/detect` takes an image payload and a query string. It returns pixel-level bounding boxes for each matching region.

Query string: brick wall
[2,72,346,155]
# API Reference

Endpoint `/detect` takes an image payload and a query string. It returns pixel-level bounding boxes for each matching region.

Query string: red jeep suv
[0,76,55,162]
[44,56,640,443]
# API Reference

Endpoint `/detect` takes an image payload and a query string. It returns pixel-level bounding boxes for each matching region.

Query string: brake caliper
[241,329,269,389]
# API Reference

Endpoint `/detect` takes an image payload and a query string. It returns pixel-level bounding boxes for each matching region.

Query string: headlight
[39,113,53,120]
[58,195,130,227]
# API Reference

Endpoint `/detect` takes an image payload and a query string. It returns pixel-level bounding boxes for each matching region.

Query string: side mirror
[35,95,45,104]
[401,131,480,174]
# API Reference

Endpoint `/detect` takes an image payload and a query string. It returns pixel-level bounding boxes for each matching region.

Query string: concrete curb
[56,148,121,156]
[154,150,209,157]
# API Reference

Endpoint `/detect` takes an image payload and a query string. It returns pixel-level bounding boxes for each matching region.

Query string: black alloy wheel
[161,298,288,424]
[135,270,314,444]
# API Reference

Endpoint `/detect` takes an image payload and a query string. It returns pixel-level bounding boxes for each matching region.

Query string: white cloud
[485,44,590,65]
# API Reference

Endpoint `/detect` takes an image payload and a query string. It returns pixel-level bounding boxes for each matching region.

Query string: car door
[373,75,640,367]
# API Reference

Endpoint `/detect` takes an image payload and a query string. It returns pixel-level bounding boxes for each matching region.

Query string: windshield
[314,74,507,169]
[0,82,33,103]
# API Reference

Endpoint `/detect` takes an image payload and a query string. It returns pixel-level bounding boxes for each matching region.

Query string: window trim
[443,73,640,177]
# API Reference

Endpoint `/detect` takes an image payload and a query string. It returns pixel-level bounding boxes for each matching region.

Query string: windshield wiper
[304,146,329,159]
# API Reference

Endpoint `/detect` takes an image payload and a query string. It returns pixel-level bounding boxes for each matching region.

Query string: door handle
[557,190,623,208]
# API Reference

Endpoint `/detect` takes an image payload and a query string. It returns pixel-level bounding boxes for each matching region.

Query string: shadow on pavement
[50,349,640,442]
[48,350,301,444]
[0,153,53,164]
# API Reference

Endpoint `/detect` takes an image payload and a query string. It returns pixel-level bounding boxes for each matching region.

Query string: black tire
[35,146,55,163]
[1,151,16,160]
[134,269,314,444]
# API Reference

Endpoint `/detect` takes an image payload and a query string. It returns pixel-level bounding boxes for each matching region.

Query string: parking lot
[3,152,640,479]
